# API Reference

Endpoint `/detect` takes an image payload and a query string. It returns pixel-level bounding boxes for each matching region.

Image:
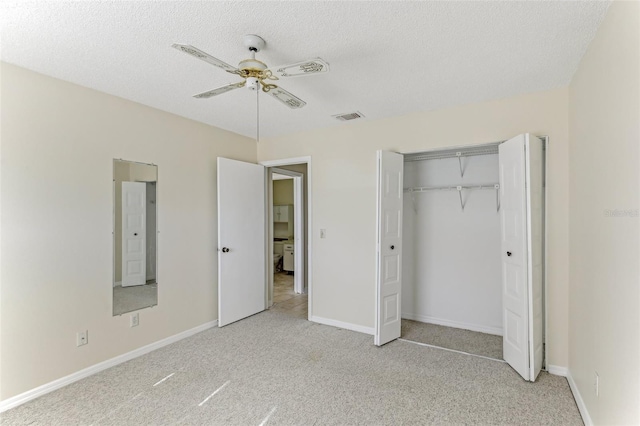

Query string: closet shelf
[405,184,499,193]
[405,144,500,178]
[404,183,501,212]
[403,143,500,162]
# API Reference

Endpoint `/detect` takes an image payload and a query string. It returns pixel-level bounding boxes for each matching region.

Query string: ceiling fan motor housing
[238,59,268,72]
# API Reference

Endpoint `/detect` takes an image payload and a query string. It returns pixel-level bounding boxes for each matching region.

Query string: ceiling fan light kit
[246,76,260,91]
[172,34,329,109]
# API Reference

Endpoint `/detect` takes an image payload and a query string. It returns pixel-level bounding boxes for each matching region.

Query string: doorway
[270,170,306,318]
[261,157,312,320]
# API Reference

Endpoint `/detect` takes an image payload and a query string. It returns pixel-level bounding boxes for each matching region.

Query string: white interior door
[218,157,266,327]
[526,135,544,381]
[122,181,146,287]
[499,133,543,381]
[375,150,404,346]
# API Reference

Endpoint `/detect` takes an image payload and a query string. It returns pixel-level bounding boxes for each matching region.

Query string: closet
[402,144,503,336]
[375,133,545,382]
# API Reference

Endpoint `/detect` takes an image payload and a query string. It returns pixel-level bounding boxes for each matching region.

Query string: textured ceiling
[1,1,609,139]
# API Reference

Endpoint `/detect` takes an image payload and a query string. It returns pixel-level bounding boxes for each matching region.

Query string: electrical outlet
[130,313,139,328]
[320,229,326,239]
[595,372,599,397]
[76,330,88,347]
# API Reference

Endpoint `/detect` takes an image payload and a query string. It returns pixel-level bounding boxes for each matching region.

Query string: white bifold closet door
[217,157,266,327]
[375,151,404,346]
[499,134,543,382]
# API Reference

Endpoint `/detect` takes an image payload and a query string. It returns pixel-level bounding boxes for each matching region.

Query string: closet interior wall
[401,151,503,335]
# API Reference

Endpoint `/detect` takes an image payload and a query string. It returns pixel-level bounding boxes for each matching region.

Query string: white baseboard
[401,313,503,336]
[310,315,374,335]
[566,369,593,426]
[0,319,218,413]
[547,366,593,426]
[546,365,568,376]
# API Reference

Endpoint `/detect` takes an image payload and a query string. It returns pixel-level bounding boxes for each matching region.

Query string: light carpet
[401,319,503,360]
[1,310,581,425]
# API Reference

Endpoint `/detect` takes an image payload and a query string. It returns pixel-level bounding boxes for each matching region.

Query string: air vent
[332,111,364,121]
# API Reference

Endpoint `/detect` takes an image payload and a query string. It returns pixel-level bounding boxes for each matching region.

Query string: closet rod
[405,184,499,193]
[405,184,501,212]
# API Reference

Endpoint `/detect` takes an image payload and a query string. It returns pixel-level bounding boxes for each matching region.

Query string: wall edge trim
[310,315,374,335]
[567,369,593,426]
[546,365,568,376]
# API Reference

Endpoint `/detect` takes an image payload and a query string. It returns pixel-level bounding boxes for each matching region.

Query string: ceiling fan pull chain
[256,87,260,143]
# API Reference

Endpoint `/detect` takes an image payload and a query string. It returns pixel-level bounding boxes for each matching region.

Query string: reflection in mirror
[113,160,158,316]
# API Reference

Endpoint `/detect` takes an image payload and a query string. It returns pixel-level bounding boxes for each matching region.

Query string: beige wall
[273,179,294,205]
[258,87,570,367]
[128,161,157,183]
[0,63,256,399]
[568,1,640,424]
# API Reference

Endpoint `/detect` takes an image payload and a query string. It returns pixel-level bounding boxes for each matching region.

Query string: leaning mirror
[113,159,158,316]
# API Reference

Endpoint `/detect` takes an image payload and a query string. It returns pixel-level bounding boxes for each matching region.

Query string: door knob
[507,251,512,256]
[134,233,138,236]
[390,245,395,250]
[222,247,230,253]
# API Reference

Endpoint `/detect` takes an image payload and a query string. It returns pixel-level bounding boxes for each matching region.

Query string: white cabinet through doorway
[283,243,294,272]
[274,204,294,240]
[274,205,292,223]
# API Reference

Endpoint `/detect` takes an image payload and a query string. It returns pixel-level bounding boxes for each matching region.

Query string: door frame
[378,136,549,369]
[541,136,549,371]
[260,156,313,319]
[145,181,157,282]
[271,168,304,294]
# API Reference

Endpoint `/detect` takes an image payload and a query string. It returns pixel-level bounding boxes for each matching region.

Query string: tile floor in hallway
[270,272,307,319]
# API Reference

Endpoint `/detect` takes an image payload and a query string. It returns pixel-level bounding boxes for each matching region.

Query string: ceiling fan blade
[172,44,238,73]
[268,58,329,78]
[193,82,245,99]
[267,86,307,109]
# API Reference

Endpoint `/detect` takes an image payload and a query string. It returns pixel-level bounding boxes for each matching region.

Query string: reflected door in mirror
[122,181,146,287]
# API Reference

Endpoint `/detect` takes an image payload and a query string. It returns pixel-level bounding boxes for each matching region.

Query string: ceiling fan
[172,34,329,109]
